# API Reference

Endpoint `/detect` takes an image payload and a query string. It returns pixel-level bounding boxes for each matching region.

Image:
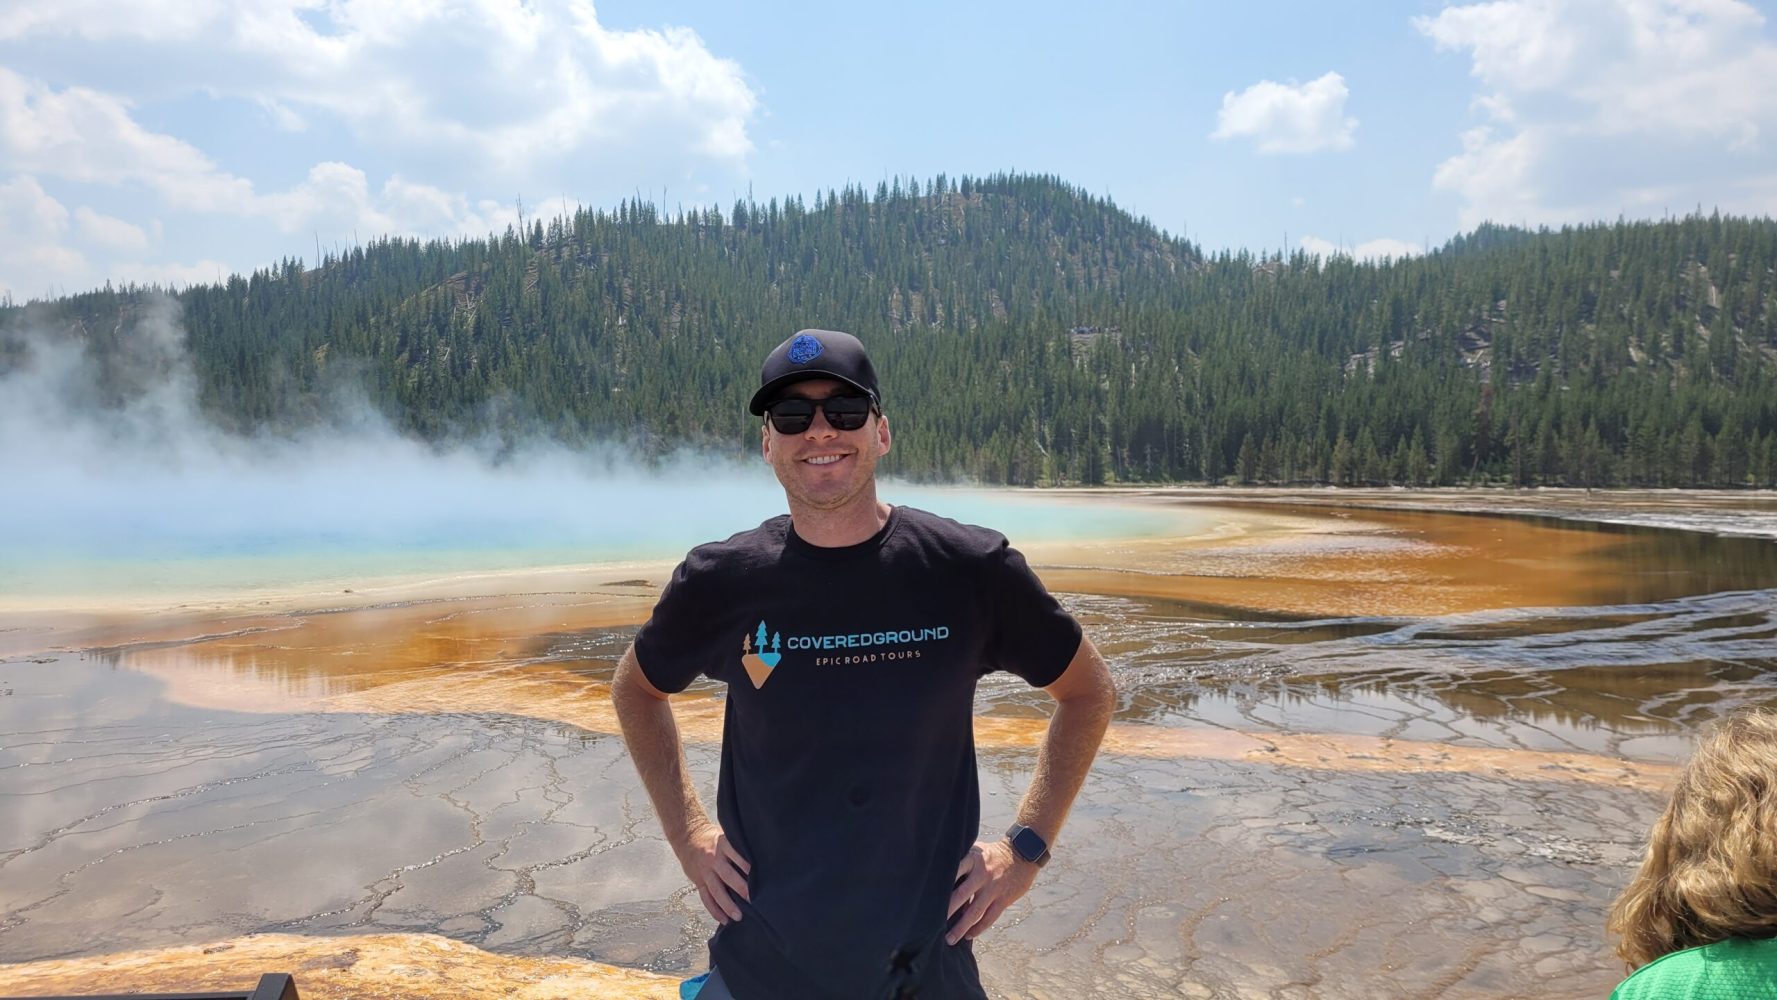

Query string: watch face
[1010,825,1047,862]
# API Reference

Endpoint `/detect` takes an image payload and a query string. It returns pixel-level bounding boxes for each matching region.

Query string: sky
[3,0,1776,302]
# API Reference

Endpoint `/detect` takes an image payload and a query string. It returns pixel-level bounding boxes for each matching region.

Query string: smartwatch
[1004,823,1050,867]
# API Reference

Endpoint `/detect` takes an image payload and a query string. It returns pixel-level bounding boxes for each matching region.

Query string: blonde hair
[1607,709,1777,969]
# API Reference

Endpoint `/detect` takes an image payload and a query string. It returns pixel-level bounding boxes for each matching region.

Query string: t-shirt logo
[741,620,782,688]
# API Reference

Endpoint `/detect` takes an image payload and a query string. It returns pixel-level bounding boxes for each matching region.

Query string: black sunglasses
[765,394,876,434]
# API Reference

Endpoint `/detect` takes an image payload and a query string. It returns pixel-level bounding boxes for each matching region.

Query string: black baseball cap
[748,329,881,414]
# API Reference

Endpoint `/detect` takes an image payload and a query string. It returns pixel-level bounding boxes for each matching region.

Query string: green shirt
[1611,937,1777,999]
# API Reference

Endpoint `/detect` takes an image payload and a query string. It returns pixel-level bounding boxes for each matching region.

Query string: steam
[0,297,1194,605]
[0,296,789,600]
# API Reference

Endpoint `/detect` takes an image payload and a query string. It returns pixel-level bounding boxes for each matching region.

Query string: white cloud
[1429,125,1546,225]
[0,174,88,299]
[0,174,68,238]
[0,67,252,207]
[110,259,235,289]
[1733,174,1777,217]
[0,0,759,175]
[0,69,525,291]
[1211,72,1357,154]
[1416,0,1777,228]
[0,1,759,294]
[255,97,308,132]
[0,0,232,43]
[256,162,521,239]
[75,206,149,253]
[1300,235,1423,261]
[1416,1,1581,91]
[0,173,232,296]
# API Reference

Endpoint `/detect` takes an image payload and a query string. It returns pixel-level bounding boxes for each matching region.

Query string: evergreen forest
[5,173,1776,488]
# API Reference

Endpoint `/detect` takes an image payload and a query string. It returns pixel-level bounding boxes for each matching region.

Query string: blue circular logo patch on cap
[787,334,824,365]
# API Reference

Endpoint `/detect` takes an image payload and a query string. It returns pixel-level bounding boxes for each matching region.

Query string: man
[611,329,1115,999]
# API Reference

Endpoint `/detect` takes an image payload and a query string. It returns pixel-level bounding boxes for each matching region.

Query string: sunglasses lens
[823,397,872,431]
[768,399,816,434]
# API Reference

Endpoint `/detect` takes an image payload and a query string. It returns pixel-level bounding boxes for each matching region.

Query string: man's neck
[789,493,893,548]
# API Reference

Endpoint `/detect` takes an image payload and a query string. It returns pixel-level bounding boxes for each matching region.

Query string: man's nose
[803,408,840,437]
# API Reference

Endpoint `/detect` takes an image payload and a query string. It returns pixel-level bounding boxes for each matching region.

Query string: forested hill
[6,173,1777,488]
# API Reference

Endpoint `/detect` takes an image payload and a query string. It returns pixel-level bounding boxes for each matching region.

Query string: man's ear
[761,422,772,461]
[876,413,892,456]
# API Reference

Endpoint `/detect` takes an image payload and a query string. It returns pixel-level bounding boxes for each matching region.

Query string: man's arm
[946,636,1115,945]
[610,644,751,924]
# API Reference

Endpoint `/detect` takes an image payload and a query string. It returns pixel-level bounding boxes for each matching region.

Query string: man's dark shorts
[682,968,734,999]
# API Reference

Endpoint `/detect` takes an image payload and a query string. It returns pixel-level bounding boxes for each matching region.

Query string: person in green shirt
[1606,710,1777,999]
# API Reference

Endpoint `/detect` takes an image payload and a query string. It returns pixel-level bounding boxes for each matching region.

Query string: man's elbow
[612,649,671,711]
[610,669,635,709]
[1093,665,1117,710]
[1080,666,1116,718]
[1050,642,1116,715]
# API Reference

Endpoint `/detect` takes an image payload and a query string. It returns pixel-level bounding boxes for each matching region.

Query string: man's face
[760,378,892,512]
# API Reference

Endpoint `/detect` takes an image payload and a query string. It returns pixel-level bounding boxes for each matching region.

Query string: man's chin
[781,479,867,512]
[772,459,876,512]
[792,491,857,512]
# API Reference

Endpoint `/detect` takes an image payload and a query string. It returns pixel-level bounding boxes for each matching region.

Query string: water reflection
[990,587,1777,762]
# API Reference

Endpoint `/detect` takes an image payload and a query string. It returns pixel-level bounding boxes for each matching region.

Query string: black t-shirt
[634,505,1082,1000]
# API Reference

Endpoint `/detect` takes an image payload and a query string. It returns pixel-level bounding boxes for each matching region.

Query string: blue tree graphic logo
[742,619,782,688]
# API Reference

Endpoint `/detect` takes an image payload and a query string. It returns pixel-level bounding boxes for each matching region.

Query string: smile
[805,454,848,465]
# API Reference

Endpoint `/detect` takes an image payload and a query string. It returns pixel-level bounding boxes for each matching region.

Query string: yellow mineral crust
[0,933,678,1000]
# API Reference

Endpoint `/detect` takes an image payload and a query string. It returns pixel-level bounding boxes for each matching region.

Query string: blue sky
[3,0,1775,301]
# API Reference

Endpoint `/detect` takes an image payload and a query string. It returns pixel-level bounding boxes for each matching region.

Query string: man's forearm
[1015,648,1116,844]
[611,651,713,856]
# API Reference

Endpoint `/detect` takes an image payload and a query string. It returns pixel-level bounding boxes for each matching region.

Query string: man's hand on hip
[680,820,751,924]
[945,838,1039,945]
